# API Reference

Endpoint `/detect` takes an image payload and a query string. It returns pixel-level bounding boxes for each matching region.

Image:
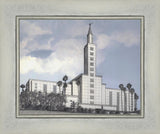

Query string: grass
[19,109,93,115]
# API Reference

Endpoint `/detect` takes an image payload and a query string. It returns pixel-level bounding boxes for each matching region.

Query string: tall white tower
[84,24,96,77]
[83,24,101,105]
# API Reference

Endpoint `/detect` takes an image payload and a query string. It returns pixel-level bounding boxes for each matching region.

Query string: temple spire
[87,23,93,43]
[88,23,93,35]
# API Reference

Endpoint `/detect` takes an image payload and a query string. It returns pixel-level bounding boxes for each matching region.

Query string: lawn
[19,109,93,115]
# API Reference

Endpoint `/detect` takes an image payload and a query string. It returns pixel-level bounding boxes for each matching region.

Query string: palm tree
[127,83,132,111]
[123,87,127,112]
[127,83,132,90]
[119,84,124,112]
[20,84,25,92]
[76,80,81,104]
[134,93,139,111]
[63,75,68,82]
[63,83,67,95]
[62,75,68,95]
[130,88,135,111]
[57,81,62,93]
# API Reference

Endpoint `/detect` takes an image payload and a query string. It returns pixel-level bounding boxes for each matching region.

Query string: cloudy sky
[20,19,140,107]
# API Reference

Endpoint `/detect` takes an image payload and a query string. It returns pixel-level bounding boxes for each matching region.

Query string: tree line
[20,90,66,111]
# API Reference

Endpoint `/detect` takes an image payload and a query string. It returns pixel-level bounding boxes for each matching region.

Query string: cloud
[20,21,54,56]
[96,34,111,50]
[20,38,83,78]
[20,56,43,74]
[95,30,139,66]
[95,30,139,50]
[20,37,54,56]
[28,50,53,59]
[20,30,139,77]
[66,22,88,37]
[20,21,52,37]
[20,20,140,79]
[111,31,139,47]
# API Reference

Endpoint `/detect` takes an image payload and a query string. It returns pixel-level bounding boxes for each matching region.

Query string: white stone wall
[65,84,71,95]
[27,79,74,95]
[81,75,90,104]
[71,81,78,96]
[81,75,102,105]
[29,79,58,93]
[80,104,101,109]
[94,76,102,104]
[101,84,106,105]
[103,105,117,111]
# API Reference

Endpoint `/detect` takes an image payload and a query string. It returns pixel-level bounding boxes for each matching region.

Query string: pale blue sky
[20,19,141,109]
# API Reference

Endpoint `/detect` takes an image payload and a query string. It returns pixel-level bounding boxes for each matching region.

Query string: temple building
[26,24,138,112]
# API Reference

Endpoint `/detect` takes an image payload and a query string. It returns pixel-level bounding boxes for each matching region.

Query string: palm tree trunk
[124,91,126,112]
[121,90,123,112]
[128,91,130,112]
[124,91,125,112]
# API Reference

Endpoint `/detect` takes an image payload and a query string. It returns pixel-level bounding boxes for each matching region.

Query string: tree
[134,93,139,111]
[130,88,135,111]
[70,101,76,112]
[127,83,132,111]
[76,80,81,104]
[130,88,135,94]
[20,84,25,91]
[63,83,67,95]
[62,75,68,95]
[63,75,68,82]
[127,83,132,90]
[57,81,62,93]
[47,92,57,110]
[123,87,127,112]
[119,84,124,112]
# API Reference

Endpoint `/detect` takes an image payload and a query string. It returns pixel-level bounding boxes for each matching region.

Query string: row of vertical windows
[90,95,94,99]
[90,57,94,61]
[35,83,37,90]
[90,101,94,104]
[124,93,127,111]
[90,90,94,93]
[117,92,120,111]
[35,83,37,87]
[90,62,94,66]
[90,52,94,56]
[90,47,94,51]
[90,78,94,82]
[90,73,94,77]
[109,91,112,106]
[90,68,94,71]
[43,84,47,93]
[35,83,57,93]
[53,85,57,93]
[90,84,94,88]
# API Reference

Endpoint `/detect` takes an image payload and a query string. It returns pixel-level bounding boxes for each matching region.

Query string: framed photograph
[16,16,144,118]
[0,1,160,134]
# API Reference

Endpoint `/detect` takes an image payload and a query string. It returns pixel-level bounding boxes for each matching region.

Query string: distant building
[26,24,138,112]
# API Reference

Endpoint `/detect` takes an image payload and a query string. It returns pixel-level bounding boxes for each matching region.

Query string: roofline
[28,79,57,83]
[69,73,83,83]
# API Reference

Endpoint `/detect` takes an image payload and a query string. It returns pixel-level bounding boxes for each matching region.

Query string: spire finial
[87,23,93,43]
[88,23,93,35]
[89,23,92,27]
